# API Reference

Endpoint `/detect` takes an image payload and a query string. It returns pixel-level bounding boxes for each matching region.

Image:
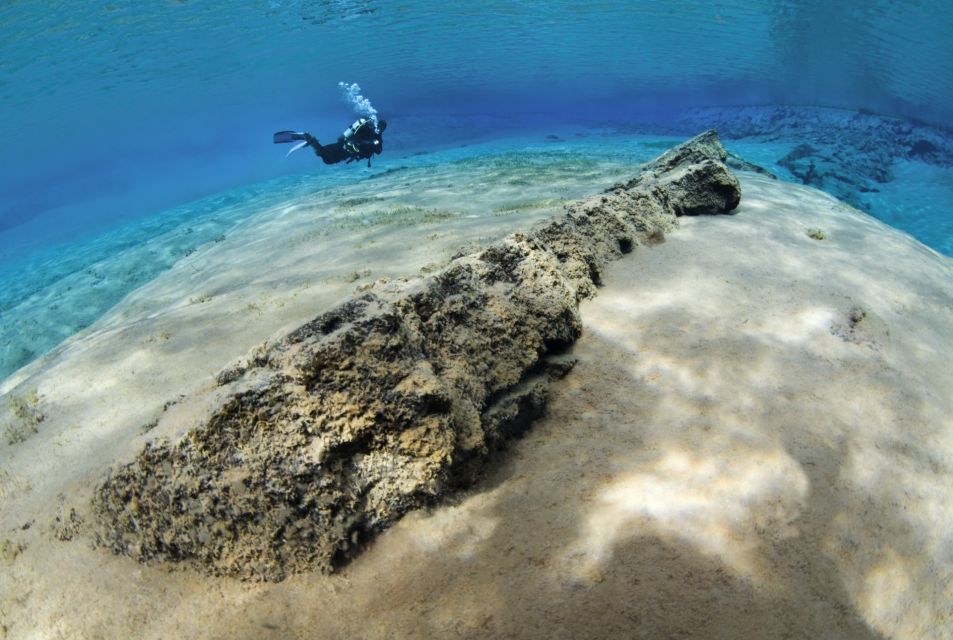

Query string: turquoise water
[1,1,952,380]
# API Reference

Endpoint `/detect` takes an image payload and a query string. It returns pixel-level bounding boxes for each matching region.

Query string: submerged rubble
[92,130,741,581]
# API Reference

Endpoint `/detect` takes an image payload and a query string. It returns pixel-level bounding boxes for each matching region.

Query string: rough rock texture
[92,130,741,581]
[726,151,778,180]
[776,142,890,203]
[620,105,953,213]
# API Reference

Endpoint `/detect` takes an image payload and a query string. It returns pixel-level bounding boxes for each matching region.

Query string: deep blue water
[1,1,952,380]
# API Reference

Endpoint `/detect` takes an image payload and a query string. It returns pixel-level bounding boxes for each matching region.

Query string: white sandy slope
[1,173,952,639]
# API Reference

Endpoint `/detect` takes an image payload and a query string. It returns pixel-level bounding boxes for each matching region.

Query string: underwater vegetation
[3,389,45,446]
[452,151,630,185]
[333,204,460,230]
[493,199,568,215]
[334,195,387,209]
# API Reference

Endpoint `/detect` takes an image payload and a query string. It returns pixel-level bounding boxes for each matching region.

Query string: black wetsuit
[312,119,384,167]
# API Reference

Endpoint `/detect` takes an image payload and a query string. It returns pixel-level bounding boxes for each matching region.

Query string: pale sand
[2,173,952,639]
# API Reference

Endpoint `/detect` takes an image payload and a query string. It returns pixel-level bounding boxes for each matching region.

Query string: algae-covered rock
[92,130,741,580]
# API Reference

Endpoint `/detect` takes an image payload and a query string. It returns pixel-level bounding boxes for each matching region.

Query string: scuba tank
[342,118,370,139]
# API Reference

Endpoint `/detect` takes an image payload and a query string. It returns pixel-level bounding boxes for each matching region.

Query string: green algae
[336,205,461,229]
[492,199,567,215]
[4,389,45,446]
[336,196,387,209]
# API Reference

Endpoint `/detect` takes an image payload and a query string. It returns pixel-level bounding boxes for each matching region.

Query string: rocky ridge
[92,130,741,581]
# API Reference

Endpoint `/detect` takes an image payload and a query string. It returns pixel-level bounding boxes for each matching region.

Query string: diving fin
[286,140,309,157]
[273,130,308,144]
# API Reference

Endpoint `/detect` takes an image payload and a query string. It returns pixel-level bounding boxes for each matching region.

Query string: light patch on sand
[749,306,840,345]
[557,445,808,587]
[861,551,922,636]
[403,505,500,561]
[825,441,953,638]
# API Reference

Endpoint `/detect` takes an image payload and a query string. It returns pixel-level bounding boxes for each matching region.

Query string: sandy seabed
[1,170,952,639]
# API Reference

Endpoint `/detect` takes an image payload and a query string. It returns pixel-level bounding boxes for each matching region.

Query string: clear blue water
[1,1,952,381]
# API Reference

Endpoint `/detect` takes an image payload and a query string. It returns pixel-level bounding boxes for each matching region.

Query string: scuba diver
[273,118,387,167]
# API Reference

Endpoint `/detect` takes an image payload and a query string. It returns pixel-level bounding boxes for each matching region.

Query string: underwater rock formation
[725,151,778,179]
[627,105,953,213]
[776,142,888,207]
[92,130,741,581]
